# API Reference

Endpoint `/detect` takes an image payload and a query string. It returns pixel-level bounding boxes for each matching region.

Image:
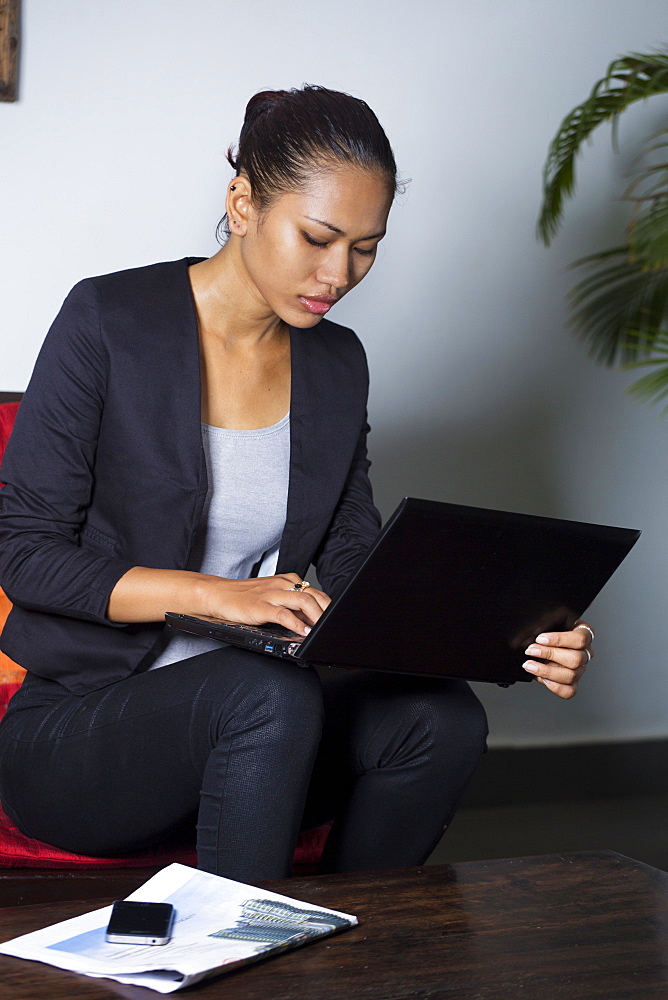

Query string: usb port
[264,644,274,653]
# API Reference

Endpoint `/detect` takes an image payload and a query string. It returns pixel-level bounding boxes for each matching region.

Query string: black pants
[0,648,488,881]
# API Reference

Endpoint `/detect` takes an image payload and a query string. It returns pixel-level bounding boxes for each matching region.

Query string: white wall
[1,0,666,746]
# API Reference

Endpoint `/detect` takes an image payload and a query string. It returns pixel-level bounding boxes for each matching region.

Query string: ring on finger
[574,623,595,643]
[584,648,592,663]
[291,581,311,592]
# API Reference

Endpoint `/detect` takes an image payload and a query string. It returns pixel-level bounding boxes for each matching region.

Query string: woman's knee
[260,660,325,737]
[444,680,488,742]
[358,678,488,772]
[196,650,325,747]
[419,680,488,758]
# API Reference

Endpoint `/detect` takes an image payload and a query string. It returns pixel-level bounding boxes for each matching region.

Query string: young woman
[0,86,593,880]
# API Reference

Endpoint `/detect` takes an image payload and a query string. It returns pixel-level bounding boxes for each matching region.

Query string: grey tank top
[149,413,290,669]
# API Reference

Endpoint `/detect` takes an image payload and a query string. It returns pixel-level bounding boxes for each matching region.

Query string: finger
[572,621,595,644]
[269,604,315,636]
[524,642,590,670]
[299,587,331,612]
[523,659,587,686]
[281,573,332,611]
[531,627,592,651]
[281,582,331,613]
[289,594,331,625]
[535,676,580,700]
[273,590,327,626]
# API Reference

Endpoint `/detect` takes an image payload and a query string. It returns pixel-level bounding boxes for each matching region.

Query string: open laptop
[165,497,640,686]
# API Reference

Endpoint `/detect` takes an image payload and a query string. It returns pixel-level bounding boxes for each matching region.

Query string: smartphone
[105,900,175,946]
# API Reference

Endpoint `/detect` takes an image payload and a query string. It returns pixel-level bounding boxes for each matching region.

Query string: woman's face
[234,165,394,327]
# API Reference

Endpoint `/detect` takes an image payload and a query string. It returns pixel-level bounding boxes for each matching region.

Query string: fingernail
[534,634,550,645]
[523,661,539,673]
[525,645,542,656]
[304,626,311,635]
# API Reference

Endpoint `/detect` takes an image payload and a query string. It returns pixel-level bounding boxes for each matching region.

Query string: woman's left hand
[522,622,594,699]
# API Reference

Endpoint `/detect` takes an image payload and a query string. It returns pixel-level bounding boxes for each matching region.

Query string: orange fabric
[0,587,25,685]
[0,401,26,685]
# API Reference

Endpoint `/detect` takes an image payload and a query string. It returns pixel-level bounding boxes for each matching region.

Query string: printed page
[0,864,357,993]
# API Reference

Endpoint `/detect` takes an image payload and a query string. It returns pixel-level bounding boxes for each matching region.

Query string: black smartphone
[105,900,176,946]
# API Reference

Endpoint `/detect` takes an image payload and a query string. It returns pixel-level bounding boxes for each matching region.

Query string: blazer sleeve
[314,415,382,600]
[0,280,135,624]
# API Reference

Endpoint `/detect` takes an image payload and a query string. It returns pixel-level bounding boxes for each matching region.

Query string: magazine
[0,863,357,993]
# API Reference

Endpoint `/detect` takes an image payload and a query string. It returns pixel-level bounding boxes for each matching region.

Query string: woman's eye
[354,246,376,257]
[303,233,329,248]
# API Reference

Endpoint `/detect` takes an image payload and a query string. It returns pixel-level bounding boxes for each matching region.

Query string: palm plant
[538,50,668,412]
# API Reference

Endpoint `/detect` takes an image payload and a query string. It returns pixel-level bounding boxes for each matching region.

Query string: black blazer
[0,259,381,694]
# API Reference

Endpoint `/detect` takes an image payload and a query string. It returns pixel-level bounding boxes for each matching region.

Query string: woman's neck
[188,243,285,348]
[190,244,291,430]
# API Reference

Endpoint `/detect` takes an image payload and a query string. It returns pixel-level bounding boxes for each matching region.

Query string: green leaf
[538,51,668,244]
[624,362,668,413]
[629,202,668,268]
[570,247,668,365]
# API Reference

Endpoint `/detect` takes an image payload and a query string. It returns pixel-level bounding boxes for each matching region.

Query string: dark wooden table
[1,851,667,999]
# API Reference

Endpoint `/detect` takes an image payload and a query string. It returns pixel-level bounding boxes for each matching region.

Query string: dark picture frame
[0,0,19,103]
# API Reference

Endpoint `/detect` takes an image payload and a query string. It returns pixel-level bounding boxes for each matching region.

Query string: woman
[0,86,592,880]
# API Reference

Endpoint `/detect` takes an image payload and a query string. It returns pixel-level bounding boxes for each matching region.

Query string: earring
[230,185,236,191]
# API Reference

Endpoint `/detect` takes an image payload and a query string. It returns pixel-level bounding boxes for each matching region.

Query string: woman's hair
[217,84,398,242]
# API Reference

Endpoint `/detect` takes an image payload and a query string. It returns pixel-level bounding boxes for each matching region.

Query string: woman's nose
[316,251,350,291]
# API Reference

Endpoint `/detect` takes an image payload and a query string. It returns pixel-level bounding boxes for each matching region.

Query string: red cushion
[0,681,23,717]
[0,804,199,869]
[0,801,329,871]
[0,400,20,466]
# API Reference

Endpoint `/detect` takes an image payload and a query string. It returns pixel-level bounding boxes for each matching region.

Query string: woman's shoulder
[43,258,199,365]
[55,259,199,344]
[77,257,197,301]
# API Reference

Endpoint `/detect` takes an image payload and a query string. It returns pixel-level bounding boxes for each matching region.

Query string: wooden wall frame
[0,0,19,102]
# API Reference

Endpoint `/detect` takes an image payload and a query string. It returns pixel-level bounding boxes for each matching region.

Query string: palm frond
[624,362,668,413]
[629,200,668,268]
[622,326,668,357]
[572,257,668,408]
[570,248,668,365]
[538,51,668,244]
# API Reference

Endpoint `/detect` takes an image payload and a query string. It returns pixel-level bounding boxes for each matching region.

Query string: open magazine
[0,863,357,993]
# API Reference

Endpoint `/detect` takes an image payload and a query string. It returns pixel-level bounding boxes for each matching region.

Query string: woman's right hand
[199,573,330,636]
[107,566,330,634]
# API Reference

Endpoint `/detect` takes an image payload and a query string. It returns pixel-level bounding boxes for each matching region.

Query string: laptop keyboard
[203,618,304,641]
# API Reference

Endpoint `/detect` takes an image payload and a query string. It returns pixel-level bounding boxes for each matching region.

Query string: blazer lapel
[277,323,366,575]
[171,258,208,509]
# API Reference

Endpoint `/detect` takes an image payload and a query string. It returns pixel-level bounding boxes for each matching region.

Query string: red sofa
[0,396,328,871]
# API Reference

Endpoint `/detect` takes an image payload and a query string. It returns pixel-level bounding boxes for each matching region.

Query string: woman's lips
[298,296,336,315]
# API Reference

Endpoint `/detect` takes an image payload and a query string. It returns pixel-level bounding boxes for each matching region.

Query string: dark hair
[217,84,398,242]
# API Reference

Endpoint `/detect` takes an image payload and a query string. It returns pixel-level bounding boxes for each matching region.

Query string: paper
[0,863,357,993]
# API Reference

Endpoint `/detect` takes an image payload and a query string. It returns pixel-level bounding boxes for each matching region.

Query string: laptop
[165,497,640,686]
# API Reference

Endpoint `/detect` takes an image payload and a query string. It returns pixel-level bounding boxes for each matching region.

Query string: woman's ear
[226,176,253,236]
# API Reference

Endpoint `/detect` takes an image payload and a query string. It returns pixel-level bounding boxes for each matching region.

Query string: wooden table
[0,851,667,999]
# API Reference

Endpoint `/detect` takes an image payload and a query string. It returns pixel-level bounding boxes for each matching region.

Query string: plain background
[1,0,666,748]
